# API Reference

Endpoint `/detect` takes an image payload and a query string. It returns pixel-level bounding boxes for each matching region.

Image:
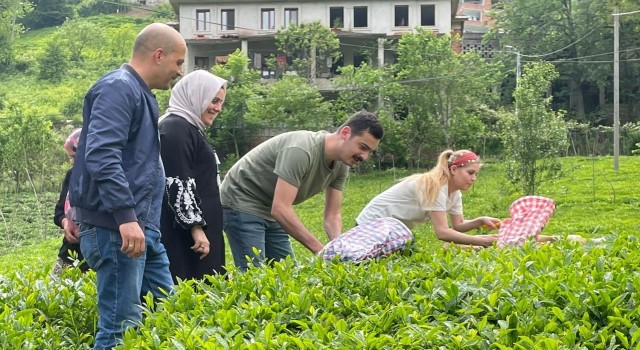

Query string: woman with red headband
[356,149,499,247]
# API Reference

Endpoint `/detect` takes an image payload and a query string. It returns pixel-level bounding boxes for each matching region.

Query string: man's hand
[120,222,146,257]
[62,218,80,244]
[190,226,210,260]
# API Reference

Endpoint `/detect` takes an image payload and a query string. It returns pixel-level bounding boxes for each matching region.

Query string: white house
[169,0,461,80]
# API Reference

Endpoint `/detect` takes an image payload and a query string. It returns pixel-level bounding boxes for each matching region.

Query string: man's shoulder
[92,67,139,92]
[274,130,317,140]
[274,130,325,147]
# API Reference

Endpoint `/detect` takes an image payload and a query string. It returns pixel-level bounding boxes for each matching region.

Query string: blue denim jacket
[69,64,161,231]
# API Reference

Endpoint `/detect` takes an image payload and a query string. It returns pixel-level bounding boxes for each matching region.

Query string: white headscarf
[159,70,228,132]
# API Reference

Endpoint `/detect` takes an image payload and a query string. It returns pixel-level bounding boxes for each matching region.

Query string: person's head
[130,23,187,90]
[334,111,384,166]
[63,128,82,165]
[446,150,481,192]
[410,149,481,206]
[165,70,227,131]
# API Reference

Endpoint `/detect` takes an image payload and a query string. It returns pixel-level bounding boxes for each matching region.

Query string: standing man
[68,23,186,350]
[221,111,384,270]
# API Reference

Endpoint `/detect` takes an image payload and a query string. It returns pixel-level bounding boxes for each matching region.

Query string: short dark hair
[339,110,384,140]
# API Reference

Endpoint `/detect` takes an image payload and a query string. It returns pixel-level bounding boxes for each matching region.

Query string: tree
[392,29,502,166]
[246,75,332,131]
[148,3,176,22]
[20,0,74,30]
[38,39,70,81]
[211,50,262,160]
[0,102,58,193]
[0,0,33,69]
[489,0,640,120]
[75,0,129,17]
[334,63,390,114]
[499,62,568,195]
[107,24,137,62]
[274,21,341,81]
[57,18,105,64]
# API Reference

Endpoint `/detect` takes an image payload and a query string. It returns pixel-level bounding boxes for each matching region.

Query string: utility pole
[505,45,521,86]
[515,50,521,86]
[612,8,640,169]
[505,45,521,113]
[613,6,620,170]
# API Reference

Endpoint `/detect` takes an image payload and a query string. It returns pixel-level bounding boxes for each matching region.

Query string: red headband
[449,152,479,168]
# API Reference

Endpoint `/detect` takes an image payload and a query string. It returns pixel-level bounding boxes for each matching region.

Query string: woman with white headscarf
[159,70,227,281]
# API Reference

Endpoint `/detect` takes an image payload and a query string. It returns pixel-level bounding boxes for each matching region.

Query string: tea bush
[116,235,640,349]
[0,156,639,348]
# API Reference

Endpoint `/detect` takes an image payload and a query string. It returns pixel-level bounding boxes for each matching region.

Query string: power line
[612,9,640,16]
[517,24,603,58]
[531,58,640,64]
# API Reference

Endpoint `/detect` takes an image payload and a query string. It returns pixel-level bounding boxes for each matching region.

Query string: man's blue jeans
[79,224,173,350]
[223,208,294,271]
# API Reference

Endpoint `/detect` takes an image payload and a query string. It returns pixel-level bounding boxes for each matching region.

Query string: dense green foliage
[0,15,151,193]
[210,50,263,159]
[274,21,341,80]
[1,157,640,348]
[1,7,639,193]
[500,62,568,195]
[246,75,333,131]
[489,0,640,121]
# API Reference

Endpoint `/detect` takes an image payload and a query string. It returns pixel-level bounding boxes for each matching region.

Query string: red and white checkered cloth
[320,217,413,262]
[497,196,556,247]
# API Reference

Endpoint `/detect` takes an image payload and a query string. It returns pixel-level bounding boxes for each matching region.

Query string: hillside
[0,15,153,125]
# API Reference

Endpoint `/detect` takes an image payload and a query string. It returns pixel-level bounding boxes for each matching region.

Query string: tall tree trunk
[598,83,605,111]
[569,78,585,117]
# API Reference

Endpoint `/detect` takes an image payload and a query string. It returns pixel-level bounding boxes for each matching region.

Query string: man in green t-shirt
[220,111,384,270]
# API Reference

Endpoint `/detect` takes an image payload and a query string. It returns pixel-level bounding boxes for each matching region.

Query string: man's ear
[153,48,164,64]
[339,126,351,139]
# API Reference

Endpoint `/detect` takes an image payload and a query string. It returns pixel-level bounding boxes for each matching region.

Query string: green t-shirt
[220,130,349,220]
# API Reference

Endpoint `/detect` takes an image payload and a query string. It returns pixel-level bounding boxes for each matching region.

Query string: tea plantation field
[0,156,639,349]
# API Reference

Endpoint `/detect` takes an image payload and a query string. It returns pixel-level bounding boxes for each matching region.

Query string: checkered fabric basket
[497,196,556,247]
[320,217,413,262]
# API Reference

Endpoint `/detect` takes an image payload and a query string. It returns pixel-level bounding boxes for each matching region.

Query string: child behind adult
[52,128,89,275]
[356,149,500,247]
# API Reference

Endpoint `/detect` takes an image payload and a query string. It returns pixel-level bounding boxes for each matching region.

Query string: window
[463,0,483,4]
[284,8,298,27]
[330,7,344,28]
[394,5,409,27]
[353,6,368,28]
[261,8,275,30]
[464,9,481,21]
[421,5,435,26]
[194,56,210,71]
[221,9,235,30]
[196,9,210,31]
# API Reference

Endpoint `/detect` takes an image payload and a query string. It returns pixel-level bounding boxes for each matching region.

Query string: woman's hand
[478,217,502,230]
[190,226,210,260]
[478,234,499,246]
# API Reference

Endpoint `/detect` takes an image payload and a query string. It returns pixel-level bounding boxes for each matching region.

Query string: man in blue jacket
[69,23,186,350]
